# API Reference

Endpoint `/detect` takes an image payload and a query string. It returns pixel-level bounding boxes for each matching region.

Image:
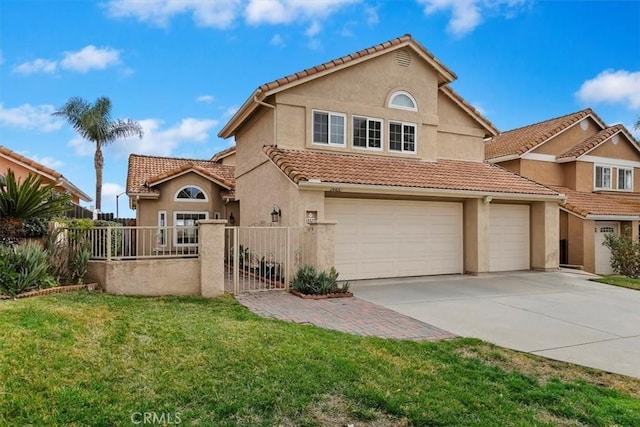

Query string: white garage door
[325,199,463,280]
[595,221,619,275]
[489,204,530,272]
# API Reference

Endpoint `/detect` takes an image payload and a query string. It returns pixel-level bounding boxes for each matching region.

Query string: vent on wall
[396,49,412,67]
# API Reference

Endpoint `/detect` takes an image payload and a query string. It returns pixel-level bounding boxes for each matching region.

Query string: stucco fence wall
[85,221,335,297]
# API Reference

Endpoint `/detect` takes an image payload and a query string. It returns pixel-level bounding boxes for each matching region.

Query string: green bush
[44,228,91,285]
[603,234,640,278]
[0,242,53,297]
[291,265,350,295]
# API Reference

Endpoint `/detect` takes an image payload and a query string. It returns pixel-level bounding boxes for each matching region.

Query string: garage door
[489,204,530,272]
[325,199,463,280]
[595,221,619,275]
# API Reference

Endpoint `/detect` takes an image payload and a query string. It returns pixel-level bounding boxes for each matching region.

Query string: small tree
[603,234,640,278]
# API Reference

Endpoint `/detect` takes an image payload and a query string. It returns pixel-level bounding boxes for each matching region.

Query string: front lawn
[1,294,639,426]
[592,275,640,291]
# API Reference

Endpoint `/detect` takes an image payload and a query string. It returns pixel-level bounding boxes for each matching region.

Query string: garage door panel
[326,199,463,280]
[489,204,530,272]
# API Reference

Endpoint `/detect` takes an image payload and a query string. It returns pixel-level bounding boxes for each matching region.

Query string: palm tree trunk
[94,144,103,212]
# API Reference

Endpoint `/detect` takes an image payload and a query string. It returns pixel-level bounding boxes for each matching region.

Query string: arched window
[388,91,417,111]
[174,185,208,201]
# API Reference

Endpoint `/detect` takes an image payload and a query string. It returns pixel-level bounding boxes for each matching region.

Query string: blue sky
[1,0,639,217]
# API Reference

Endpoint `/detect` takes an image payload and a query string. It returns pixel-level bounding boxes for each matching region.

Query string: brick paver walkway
[235,291,456,341]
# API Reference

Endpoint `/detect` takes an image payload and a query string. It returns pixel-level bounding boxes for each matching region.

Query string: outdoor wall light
[229,212,235,225]
[483,195,493,204]
[271,204,282,223]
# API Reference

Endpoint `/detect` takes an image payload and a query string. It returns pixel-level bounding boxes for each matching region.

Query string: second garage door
[489,204,530,272]
[325,198,463,280]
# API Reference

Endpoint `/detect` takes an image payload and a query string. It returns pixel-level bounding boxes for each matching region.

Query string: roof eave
[585,214,640,220]
[440,86,499,136]
[486,154,519,163]
[146,168,233,190]
[218,88,262,139]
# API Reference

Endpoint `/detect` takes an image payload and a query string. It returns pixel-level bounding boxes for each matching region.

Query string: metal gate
[224,227,310,294]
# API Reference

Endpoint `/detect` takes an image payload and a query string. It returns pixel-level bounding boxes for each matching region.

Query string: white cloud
[0,103,63,132]
[105,0,240,28]
[245,0,359,25]
[67,136,96,157]
[222,106,239,118]
[13,58,57,74]
[365,6,379,25]
[418,0,528,37]
[305,21,321,37]
[576,69,640,109]
[269,34,286,47]
[196,94,215,103]
[111,117,219,157]
[29,155,64,170]
[102,182,126,202]
[60,45,121,73]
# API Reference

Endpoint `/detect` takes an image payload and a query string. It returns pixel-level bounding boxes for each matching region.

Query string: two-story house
[216,34,563,281]
[485,108,640,274]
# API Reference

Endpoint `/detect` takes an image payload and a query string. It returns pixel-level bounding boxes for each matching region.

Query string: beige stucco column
[531,201,560,271]
[306,221,336,273]
[464,199,489,274]
[198,219,227,297]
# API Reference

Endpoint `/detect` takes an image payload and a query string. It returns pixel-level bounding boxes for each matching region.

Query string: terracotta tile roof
[258,34,455,94]
[550,185,640,217]
[485,108,606,160]
[263,146,560,196]
[127,154,235,195]
[557,125,625,159]
[0,144,92,201]
[211,145,236,162]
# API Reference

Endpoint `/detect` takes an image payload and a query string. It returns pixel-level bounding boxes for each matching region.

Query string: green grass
[1,293,639,426]
[592,275,640,290]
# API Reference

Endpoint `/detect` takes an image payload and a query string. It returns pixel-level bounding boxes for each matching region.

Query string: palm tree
[53,97,143,211]
[635,116,640,131]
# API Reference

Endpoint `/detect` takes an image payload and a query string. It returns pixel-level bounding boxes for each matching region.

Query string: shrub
[291,265,350,295]
[603,234,640,278]
[44,228,91,285]
[0,242,53,297]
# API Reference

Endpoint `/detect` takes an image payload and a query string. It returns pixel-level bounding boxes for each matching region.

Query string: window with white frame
[157,210,167,247]
[353,116,382,150]
[388,91,417,111]
[389,122,416,153]
[174,211,208,246]
[595,165,612,189]
[175,185,207,201]
[312,110,345,145]
[618,168,633,191]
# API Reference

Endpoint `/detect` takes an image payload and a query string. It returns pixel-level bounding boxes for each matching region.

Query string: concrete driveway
[351,270,640,378]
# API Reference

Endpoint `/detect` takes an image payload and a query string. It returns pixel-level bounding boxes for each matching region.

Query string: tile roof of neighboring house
[263,146,560,197]
[549,185,640,217]
[557,125,625,159]
[219,34,483,139]
[0,145,92,202]
[485,108,607,161]
[211,145,236,162]
[127,154,235,195]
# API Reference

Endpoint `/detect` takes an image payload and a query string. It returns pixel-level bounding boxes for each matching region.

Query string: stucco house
[216,34,564,281]
[485,108,640,274]
[0,144,92,207]
[126,153,238,248]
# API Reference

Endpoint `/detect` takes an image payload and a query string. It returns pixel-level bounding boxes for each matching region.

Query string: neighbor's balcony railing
[64,226,199,260]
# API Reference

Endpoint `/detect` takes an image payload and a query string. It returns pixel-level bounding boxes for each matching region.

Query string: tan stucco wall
[87,259,201,296]
[199,220,226,297]
[560,210,568,239]
[520,159,564,186]
[533,117,600,156]
[572,161,593,192]
[566,214,596,272]
[136,172,228,227]
[530,201,559,271]
[234,108,274,177]
[463,198,489,274]
[590,136,640,161]
[498,159,521,175]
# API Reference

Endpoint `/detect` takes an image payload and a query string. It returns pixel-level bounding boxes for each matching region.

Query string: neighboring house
[218,34,563,281]
[0,144,92,208]
[126,153,238,250]
[211,145,236,166]
[485,108,640,274]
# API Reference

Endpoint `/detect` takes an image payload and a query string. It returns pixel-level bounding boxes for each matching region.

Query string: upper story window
[313,110,345,146]
[175,185,208,201]
[353,116,382,150]
[389,121,416,153]
[618,168,633,191]
[388,91,417,112]
[594,165,611,190]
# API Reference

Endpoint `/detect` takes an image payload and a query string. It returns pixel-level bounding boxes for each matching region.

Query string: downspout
[253,95,277,147]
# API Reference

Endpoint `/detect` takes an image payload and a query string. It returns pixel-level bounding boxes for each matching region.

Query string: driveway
[351,270,640,378]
